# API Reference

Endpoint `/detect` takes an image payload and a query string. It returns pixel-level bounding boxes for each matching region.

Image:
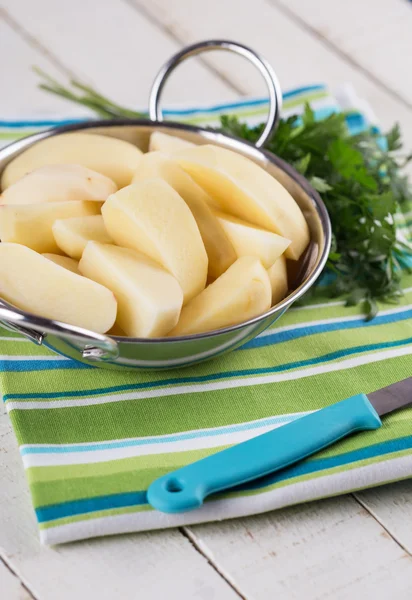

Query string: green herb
[35,71,412,317]
[221,110,412,316]
[33,68,145,120]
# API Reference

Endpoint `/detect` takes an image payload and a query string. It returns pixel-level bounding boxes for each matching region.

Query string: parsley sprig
[35,71,412,317]
[221,108,412,317]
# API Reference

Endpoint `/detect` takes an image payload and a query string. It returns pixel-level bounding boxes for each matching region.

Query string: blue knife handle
[147,394,382,513]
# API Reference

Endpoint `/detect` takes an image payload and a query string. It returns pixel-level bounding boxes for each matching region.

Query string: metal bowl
[0,41,331,371]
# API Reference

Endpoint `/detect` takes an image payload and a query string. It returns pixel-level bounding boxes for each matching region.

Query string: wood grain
[129,0,412,150]
[275,0,412,109]
[0,14,88,118]
[1,0,237,112]
[187,495,412,599]
[0,559,34,600]
[356,481,412,555]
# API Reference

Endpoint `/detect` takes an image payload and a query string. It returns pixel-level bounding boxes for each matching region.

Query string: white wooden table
[1,1,412,598]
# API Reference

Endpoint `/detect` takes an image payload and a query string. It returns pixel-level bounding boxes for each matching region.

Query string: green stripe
[33,440,412,515]
[8,315,412,403]
[40,466,412,534]
[0,344,59,357]
[9,353,412,444]
[6,288,412,402]
[0,130,40,140]
[0,327,31,339]
[27,419,412,507]
[28,447,217,485]
[282,90,329,110]
[28,404,412,488]
[167,91,330,126]
[31,469,154,507]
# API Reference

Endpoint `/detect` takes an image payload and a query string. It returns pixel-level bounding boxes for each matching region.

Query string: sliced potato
[0,164,117,205]
[0,243,116,333]
[42,253,80,274]
[214,210,290,268]
[0,201,101,254]
[1,132,142,189]
[170,256,271,336]
[53,215,112,260]
[132,152,236,279]
[176,144,310,260]
[267,255,289,305]
[149,132,195,154]
[79,242,183,338]
[102,179,208,304]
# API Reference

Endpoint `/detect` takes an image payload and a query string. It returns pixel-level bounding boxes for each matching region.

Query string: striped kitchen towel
[2,84,412,545]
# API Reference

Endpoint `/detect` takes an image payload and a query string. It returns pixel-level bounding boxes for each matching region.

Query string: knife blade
[368,377,412,416]
[147,377,412,513]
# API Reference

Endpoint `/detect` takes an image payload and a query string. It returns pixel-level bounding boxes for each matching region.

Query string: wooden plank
[356,481,412,555]
[130,0,412,150]
[0,410,238,600]
[274,0,412,109]
[0,16,88,118]
[1,0,237,113]
[187,495,412,599]
[0,559,34,600]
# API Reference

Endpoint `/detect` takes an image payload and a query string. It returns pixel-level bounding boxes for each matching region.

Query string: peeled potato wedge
[1,132,142,189]
[170,256,271,336]
[176,144,310,260]
[0,164,117,205]
[267,255,289,305]
[132,152,236,279]
[149,132,195,154]
[0,201,101,254]
[80,242,183,338]
[0,243,117,333]
[42,253,80,274]
[102,179,208,304]
[53,215,112,260]
[214,210,290,268]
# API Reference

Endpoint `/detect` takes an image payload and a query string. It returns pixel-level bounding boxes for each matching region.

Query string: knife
[147,377,412,513]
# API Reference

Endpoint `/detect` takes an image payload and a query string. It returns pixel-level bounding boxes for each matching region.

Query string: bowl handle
[0,303,119,361]
[148,39,282,148]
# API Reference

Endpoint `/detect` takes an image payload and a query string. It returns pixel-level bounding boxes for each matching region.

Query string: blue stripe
[0,359,91,372]
[36,491,147,523]
[242,307,412,350]
[4,304,411,379]
[0,86,327,129]
[35,434,412,523]
[0,119,88,128]
[6,335,412,402]
[21,413,306,455]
